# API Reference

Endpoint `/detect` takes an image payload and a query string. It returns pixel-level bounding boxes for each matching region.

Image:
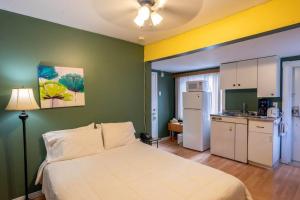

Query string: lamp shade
[6,88,40,111]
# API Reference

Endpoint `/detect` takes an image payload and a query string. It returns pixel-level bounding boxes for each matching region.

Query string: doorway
[292,67,300,162]
[282,60,300,164]
[151,72,158,138]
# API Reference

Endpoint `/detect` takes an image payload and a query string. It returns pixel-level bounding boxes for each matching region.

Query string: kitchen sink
[221,112,267,118]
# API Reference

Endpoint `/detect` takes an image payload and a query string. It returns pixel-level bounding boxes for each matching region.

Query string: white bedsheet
[41,141,252,200]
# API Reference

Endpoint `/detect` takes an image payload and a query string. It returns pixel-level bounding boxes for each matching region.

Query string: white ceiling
[0,0,268,44]
[152,27,300,72]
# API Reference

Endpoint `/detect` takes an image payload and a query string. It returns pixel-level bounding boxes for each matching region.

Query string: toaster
[267,107,279,118]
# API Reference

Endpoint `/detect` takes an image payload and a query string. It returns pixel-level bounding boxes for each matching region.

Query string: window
[175,73,220,120]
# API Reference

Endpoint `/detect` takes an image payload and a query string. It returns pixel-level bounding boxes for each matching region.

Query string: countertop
[210,113,281,122]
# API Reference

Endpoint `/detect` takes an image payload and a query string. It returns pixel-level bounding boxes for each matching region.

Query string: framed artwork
[38,65,85,108]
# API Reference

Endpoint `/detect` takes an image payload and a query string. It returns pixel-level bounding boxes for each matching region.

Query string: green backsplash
[225,89,258,111]
[0,10,144,200]
[225,89,282,112]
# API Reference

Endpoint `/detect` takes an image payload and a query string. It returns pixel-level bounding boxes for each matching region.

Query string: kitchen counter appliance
[258,99,271,116]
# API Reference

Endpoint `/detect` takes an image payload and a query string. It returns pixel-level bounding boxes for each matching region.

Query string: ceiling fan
[134,0,166,27]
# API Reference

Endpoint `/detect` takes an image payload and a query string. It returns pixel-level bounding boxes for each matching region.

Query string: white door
[151,72,158,138]
[220,62,237,90]
[282,60,300,164]
[236,59,257,89]
[211,121,235,159]
[292,67,300,162]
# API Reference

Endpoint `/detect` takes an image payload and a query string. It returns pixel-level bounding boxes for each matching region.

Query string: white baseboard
[12,190,42,200]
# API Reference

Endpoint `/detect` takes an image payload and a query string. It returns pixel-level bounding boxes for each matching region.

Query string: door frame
[282,60,300,164]
[151,72,158,138]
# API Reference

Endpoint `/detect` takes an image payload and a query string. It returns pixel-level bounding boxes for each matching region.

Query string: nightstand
[168,122,183,141]
[141,137,161,148]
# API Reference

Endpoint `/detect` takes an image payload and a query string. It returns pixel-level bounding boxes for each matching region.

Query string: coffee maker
[258,99,271,116]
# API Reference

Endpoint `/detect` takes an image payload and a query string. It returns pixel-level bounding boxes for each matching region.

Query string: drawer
[249,120,273,133]
[211,116,247,124]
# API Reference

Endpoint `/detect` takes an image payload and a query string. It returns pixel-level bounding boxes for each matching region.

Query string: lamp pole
[19,111,29,200]
[6,88,40,200]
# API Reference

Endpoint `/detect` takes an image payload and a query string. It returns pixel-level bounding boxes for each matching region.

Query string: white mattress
[41,141,252,200]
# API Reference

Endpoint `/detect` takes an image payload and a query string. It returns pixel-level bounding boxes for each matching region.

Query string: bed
[40,141,252,200]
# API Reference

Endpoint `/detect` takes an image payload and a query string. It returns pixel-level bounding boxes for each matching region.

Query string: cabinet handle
[233,84,236,87]
[238,84,241,86]
[256,126,264,128]
[212,117,222,121]
[229,128,233,131]
[271,93,274,96]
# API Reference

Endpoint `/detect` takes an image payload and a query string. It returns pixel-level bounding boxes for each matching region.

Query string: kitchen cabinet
[257,56,280,98]
[220,59,257,90]
[237,59,257,89]
[220,62,237,90]
[211,120,235,160]
[248,120,280,168]
[211,116,248,163]
[235,124,248,163]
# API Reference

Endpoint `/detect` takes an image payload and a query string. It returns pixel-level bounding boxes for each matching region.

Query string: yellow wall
[144,0,300,61]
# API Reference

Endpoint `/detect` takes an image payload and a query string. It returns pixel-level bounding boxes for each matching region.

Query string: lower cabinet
[235,124,248,163]
[211,117,248,163]
[211,121,235,160]
[248,120,280,168]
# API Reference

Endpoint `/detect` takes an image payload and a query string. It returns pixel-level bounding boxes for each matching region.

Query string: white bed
[41,141,252,200]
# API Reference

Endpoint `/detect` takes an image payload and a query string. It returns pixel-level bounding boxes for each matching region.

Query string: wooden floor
[159,140,300,200]
[34,140,300,200]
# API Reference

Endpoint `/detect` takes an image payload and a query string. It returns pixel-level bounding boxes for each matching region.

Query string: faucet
[242,102,248,115]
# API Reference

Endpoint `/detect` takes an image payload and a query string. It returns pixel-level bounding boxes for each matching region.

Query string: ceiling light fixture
[134,15,145,27]
[138,5,151,21]
[134,0,164,28]
[150,12,163,26]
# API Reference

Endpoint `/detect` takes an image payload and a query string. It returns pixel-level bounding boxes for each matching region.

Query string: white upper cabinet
[220,62,237,90]
[236,59,258,89]
[221,59,257,90]
[257,56,280,98]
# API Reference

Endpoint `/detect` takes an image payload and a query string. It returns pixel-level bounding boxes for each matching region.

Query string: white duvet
[40,141,252,200]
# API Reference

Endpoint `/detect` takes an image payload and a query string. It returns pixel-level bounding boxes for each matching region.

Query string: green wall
[154,71,175,138]
[0,10,145,200]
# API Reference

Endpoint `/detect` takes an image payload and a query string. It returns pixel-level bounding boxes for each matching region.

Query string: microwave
[186,81,208,92]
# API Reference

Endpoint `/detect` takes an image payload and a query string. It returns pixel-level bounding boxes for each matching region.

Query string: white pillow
[43,123,95,150]
[51,123,95,134]
[43,125,104,162]
[101,122,136,149]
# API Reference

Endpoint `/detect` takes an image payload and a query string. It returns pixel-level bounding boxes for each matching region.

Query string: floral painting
[38,65,85,108]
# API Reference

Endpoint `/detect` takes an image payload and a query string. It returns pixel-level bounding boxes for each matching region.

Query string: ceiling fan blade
[152,0,167,10]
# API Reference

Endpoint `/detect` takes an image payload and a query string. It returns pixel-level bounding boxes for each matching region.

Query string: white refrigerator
[183,92,211,151]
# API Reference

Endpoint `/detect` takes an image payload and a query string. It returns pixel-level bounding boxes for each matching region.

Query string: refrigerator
[183,91,211,151]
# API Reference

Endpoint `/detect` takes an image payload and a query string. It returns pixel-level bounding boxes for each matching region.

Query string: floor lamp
[6,88,40,200]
